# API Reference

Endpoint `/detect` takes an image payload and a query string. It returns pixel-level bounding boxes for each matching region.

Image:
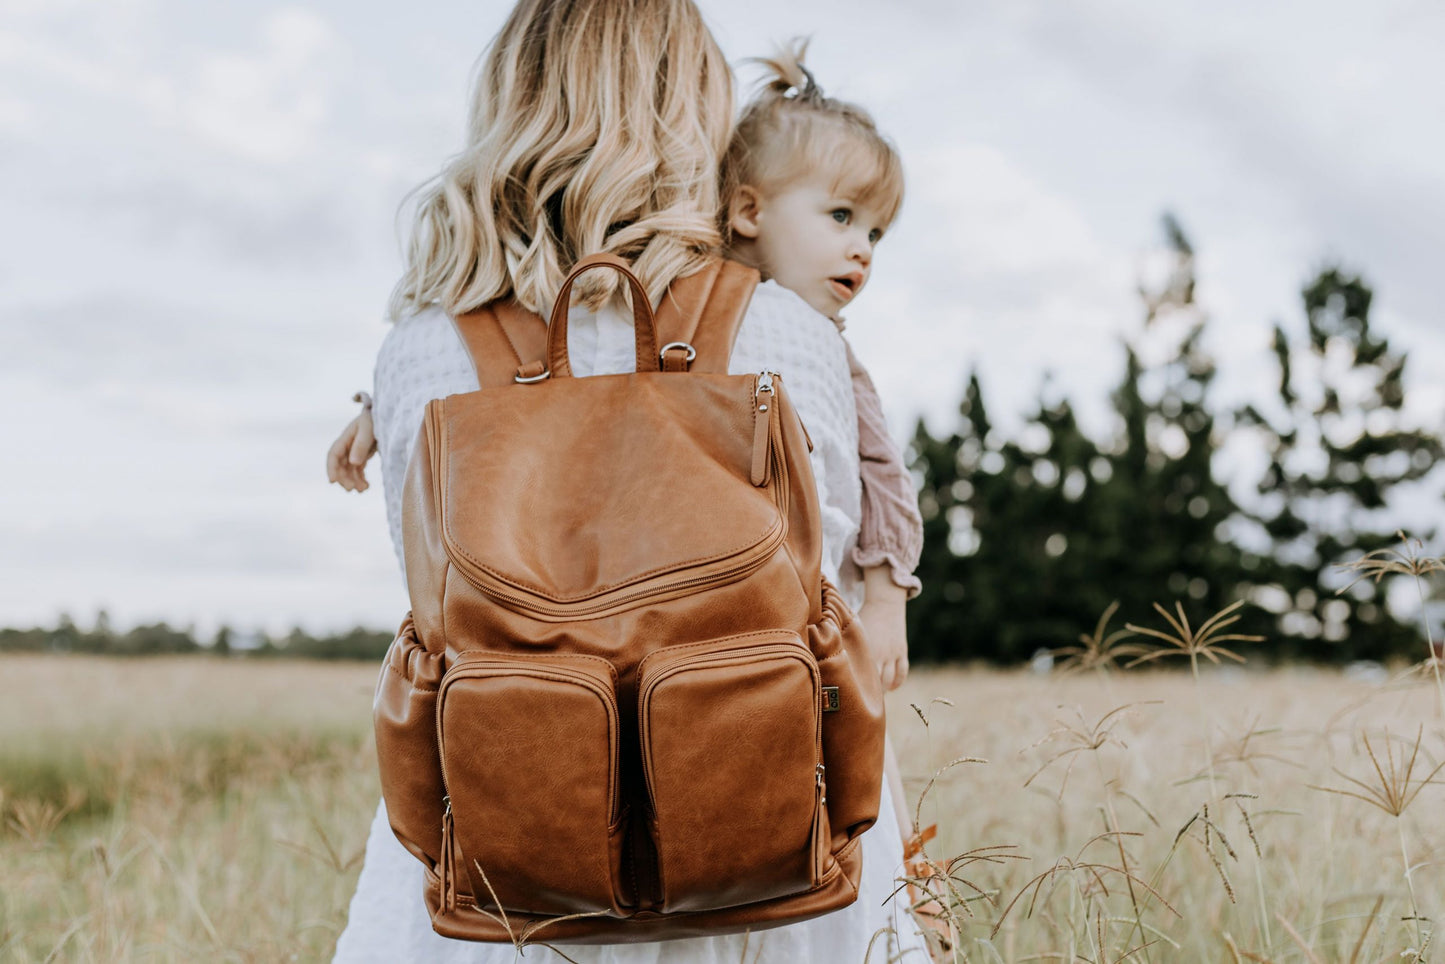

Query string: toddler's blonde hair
[389,0,733,319]
[722,39,904,243]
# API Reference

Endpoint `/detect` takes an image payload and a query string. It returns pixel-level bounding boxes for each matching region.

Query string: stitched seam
[451,651,619,685]
[382,658,439,692]
[436,405,451,657]
[687,264,720,362]
[444,510,781,601]
[441,666,617,701]
[634,629,806,681]
[445,509,773,590]
[718,267,757,368]
[497,314,525,366]
[434,834,855,916]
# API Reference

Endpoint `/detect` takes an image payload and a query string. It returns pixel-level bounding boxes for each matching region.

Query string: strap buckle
[659,341,697,367]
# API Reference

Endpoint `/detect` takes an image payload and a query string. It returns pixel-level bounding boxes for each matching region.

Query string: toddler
[326,41,924,837]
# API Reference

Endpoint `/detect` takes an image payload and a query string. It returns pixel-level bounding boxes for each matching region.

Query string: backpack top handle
[545,253,660,379]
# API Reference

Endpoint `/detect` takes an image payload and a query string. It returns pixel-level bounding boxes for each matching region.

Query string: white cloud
[183,8,342,163]
[0,89,34,132]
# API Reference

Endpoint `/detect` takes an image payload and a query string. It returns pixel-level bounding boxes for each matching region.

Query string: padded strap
[452,300,548,389]
[654,260,759,374]
[451,259,760,386]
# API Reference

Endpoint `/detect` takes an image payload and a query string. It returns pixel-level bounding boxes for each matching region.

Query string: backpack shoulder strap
[451,300,548,389]
[655,260,760,373]
[451,259,759,385]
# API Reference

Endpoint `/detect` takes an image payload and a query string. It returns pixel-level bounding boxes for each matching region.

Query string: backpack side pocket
[810,580,886,846]
[374,613,448,869]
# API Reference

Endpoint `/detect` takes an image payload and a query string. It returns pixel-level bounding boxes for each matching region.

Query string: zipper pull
[813,763,828,883]
[440,795,457,913]
[751,372,776,487]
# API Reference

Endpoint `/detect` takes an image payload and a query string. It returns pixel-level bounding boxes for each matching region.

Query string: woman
[331,1,925,960]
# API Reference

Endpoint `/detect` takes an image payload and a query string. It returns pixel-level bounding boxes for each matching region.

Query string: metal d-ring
[659,341,697,365]
[514,368,551,384]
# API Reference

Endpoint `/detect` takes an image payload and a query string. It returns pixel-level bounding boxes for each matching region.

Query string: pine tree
[905,387,970,663]
[1234,267,1444,660]
[906,367,1123,662]
[907,215,1252,663]
[1102,215,1255,643]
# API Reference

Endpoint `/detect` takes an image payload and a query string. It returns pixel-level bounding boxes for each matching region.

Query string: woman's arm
[371,307,480,577]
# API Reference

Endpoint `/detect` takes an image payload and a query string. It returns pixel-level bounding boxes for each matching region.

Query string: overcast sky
[3,0,1443,634]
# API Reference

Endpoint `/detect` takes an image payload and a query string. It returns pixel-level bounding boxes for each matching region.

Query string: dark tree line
[907,216,1443,665]
[0,614,395,661]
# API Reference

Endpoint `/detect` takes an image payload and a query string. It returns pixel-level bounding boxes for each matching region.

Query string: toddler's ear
[727,186,763,240]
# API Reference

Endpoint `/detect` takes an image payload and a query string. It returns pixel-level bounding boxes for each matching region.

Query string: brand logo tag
[821,686,841,712]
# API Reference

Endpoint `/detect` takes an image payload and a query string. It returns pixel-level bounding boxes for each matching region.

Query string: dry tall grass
[892,665,1443,962]
[0,656,380,962]
[2,654,1441,962]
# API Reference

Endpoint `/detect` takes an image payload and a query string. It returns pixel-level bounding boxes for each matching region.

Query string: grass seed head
[1309,726,1445,818]
[1334,530,1445,595]
[1051,600,1153,676]
[1126,599,1264,668]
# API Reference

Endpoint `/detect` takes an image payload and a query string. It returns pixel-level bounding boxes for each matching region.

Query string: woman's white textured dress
[332,281,927,963]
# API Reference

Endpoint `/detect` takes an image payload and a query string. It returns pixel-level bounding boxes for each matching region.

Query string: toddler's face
[731,174,889,321]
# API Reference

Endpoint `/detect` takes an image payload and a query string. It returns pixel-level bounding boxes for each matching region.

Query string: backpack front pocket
[638,633,826,913]
[437,652,623,916]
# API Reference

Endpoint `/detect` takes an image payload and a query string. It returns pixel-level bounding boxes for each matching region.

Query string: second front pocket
[638,632,826,913]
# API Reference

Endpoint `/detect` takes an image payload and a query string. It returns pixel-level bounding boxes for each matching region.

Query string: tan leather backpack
[373,254,886,944]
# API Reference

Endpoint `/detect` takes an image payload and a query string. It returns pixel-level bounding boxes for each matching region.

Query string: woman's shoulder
[372,304,477,411]
[376,305,457,370]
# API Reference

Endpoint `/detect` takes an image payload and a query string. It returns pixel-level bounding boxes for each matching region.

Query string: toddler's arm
[845,341,924,597]
[326,393,378,492]
[859,565,909,689]
[845,340,924,691]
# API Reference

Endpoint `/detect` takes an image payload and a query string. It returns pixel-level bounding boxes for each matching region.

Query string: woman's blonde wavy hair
[388,0,733,320]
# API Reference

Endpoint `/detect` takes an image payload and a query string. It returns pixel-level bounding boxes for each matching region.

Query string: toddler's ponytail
[753,38,823,104]
[721,38,904,243]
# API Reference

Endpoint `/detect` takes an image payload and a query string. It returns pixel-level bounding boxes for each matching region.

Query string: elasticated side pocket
[638,632,825,913]
[437,652,622,916]
[811,580,885,846]
[373,615,447,868]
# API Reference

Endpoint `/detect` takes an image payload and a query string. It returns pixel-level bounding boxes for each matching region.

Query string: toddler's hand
[326,406,377,492]
[857,595,908,691]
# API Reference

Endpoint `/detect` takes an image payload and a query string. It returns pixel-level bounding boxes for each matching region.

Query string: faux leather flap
[436,372,784,610]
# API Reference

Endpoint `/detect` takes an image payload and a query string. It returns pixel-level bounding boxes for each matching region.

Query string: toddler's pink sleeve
[844,339,924,599]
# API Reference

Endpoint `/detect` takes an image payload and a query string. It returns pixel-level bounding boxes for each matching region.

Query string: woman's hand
[857,566,909,690]
[326,408,378,492]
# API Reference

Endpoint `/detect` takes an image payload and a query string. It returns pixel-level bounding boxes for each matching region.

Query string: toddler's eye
[868,228,883,244]
[830,208,851,225]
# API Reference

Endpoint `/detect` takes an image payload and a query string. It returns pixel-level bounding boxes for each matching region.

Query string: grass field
[1,654,1441,962]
